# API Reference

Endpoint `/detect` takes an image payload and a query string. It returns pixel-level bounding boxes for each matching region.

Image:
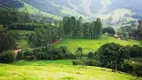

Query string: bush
[103,27,115,36]
[0,51,14,63]
[16,49,35,61]
[85,59,99,66]
[16,51,24,60]
[129,45,142,58]
[88,52,94,59]
[36,52,47,60]
[72,59,99,66]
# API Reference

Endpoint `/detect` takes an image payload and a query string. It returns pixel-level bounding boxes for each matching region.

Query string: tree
[0,31,17,53]
[63,16,71,35]
[70,16,77,37]
[103,27,115,36]
[94,18,102,39]
[137,20,142,39]
[117,26,129,40]
[96,43,129,72]
[75,47,86,68]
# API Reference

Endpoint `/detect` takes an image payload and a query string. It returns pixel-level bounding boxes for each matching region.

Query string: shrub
[72,60,82,65]
[103,27,115,36]
[129,45,142,58]
[88,52,94,59]
[0,51,14,63]
[36,52,47,60]
[21,49,35,61]
[16,51,24,60]
[72,59,99,66]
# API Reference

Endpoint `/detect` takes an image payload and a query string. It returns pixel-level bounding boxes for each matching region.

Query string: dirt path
[13,49,22,59]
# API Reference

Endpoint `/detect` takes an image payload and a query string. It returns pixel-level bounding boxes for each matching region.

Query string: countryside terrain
[0,60,141,80]
[0,0,142,80]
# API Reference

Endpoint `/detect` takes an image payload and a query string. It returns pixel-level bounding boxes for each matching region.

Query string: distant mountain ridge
[0,0,142,21]
[0,0,23,8]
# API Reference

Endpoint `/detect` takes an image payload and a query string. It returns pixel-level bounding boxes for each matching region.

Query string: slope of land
[55,36,140,53]
[0,60,141,80]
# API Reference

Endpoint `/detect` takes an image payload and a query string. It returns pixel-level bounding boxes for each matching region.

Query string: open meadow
[0,60,141,80]
[56,36,141,53]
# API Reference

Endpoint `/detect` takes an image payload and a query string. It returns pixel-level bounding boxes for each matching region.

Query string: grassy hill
[55,35,140,53]
[0,60,141,80]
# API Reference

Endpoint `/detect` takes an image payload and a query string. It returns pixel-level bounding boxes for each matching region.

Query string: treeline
[63,16,102,39]
[28,26,63,47]
[8,23,54,30]
[16,46,74,60]
[0,8,30,26]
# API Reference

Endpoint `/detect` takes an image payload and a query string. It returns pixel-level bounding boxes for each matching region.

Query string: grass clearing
[55,35,140,53]
[0,60,141,80]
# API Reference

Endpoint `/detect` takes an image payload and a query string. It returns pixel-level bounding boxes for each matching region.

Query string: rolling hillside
[55,36,141,53]
[0,60,141,80]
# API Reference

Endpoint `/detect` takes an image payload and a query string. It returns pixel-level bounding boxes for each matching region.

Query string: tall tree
[137,20,142,39]
[95,18,102,39]
[70,16,77,37]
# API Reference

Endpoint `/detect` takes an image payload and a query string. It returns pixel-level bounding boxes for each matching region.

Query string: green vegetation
[56,36,140,53]
[0,6,142,79]
[63,17,102,39]
[0,30,17,53]
[0,60,141,80]
[0,51,14,63]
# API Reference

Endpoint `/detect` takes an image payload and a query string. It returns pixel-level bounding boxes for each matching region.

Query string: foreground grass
[56,36,140,53]
[0,60,141,80]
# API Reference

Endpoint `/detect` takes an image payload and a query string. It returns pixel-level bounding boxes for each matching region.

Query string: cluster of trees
[117,20,142,40]
[16,46,74,60]
[28,26,62,47]
[63,16,102,39]
[0,8,30,26]
[73,43,142,77]
[0,26,17,53]
[8,23,54,30]
[126,45,142,58]
[96,43,129,71]
[102,27,115,36]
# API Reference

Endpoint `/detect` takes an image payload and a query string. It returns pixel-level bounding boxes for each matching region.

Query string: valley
[0,0,142,80]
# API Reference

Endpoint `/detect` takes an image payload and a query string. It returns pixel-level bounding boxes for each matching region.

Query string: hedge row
[16,46,75,60]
